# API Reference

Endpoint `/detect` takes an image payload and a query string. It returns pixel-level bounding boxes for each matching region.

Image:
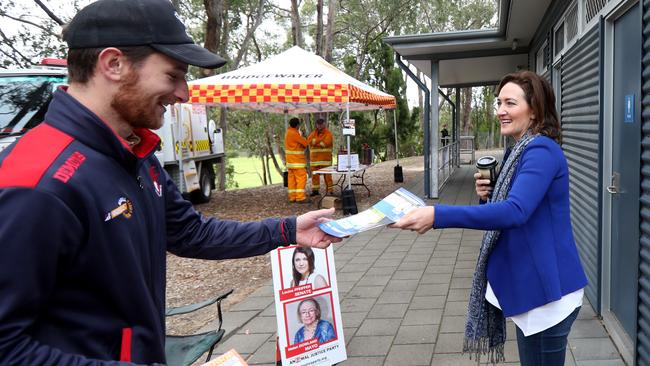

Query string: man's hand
[390,206,435,234]
[296,208,343,248]
[474,172,493,201]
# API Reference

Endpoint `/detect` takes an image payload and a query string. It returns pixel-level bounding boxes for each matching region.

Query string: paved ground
[208,164,626,366]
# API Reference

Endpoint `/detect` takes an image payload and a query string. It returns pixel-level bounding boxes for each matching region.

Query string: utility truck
[0,59,224,203]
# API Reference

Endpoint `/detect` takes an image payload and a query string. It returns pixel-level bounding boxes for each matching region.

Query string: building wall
[558,24,602,311]
[638,1,650,364]
[530,0,603,312]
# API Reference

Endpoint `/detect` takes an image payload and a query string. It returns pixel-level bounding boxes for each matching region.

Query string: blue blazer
[435,136,588,317]
[294,319,336,344]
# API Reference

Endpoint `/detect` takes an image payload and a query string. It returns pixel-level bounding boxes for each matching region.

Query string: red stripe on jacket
[120,327,132,362]
[0,124,73,188]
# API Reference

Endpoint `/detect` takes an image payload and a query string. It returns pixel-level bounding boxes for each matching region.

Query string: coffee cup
[476,156,499,186]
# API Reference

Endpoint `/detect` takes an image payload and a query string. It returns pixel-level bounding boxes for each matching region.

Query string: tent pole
[346,103,351,190]
[393,109,399,165]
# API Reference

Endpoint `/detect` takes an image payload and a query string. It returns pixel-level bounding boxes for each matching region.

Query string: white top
[298,273,315,286]
[485,282,583,336]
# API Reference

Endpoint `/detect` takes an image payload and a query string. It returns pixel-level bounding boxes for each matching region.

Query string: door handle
[607,172,620,194]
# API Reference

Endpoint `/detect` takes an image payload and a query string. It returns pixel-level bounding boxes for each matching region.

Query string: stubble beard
[111,69,164,130]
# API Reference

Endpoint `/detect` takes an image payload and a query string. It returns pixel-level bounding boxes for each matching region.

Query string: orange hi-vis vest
[285,126,307,169]
[307,128,333,167]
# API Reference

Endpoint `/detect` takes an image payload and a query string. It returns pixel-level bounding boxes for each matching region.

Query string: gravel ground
[165,156,424,335]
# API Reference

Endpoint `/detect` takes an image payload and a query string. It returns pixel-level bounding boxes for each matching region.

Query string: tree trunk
[266,129,284,174]
[290,0,303,47]
[461,88,473,136]
[202,0,226,77]
[486,88,495,148]
[316,0,323,56]
[323,0,337,62]
[232,0,266,67]
[261,155,268,185]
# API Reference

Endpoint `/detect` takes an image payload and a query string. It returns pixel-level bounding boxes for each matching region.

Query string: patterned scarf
[462,130,539,363]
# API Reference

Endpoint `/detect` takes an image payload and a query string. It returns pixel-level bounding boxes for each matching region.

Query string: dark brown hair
[289,117,300,128]
[66,46,156,84]
[296,298,322,323]
[291,247,315,286]
[497,71,562,143]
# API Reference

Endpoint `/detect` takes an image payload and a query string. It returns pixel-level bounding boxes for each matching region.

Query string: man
[441,124,450,146]
[284,117,309,203]
[307,118,333,196]
[0,0,340,364]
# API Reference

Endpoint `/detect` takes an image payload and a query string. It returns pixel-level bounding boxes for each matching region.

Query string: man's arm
[164,172,339,258]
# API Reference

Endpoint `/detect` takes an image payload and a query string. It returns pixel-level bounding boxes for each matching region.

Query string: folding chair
[164,289,234,366]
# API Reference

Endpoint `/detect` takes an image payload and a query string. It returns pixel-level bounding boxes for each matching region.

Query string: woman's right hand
[474,172,493,201]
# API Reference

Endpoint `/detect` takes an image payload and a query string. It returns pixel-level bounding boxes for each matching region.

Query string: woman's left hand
[390,207,435,234]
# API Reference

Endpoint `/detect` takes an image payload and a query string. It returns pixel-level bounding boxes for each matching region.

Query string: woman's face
[294,252,309,277]
[497,82,535,141]
[299,301,318,326]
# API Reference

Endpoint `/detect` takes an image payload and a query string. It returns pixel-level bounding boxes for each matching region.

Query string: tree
[0,0,73,68]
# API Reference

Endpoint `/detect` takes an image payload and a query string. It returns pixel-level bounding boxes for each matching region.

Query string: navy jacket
[435,136,588,316]
[0,89,296,365]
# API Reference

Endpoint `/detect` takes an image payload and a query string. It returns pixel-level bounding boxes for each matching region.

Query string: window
[565,2,579,43]
[552,1,583,61]
[554,23,565,57]
[585,0,610,23]
[536,41,549,75]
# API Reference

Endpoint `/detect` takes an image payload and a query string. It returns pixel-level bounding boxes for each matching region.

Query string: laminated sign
[271,245,346,365]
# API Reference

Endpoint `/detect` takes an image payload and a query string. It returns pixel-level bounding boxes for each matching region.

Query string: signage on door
[624,94,635,123]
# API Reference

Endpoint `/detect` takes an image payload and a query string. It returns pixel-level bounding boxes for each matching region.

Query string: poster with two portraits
[271,245,346,365]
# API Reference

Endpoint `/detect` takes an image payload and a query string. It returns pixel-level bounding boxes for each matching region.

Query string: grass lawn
[229,155,284,189]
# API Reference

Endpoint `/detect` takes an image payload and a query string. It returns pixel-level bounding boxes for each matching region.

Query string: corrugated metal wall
[560,24,602,309]
[637,1,650,363]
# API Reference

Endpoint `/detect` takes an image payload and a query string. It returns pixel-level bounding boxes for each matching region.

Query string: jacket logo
[104,197,134,222]
[149,166,162,197]
[53,151,86,183]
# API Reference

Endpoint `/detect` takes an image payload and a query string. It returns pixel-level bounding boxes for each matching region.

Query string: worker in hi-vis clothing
[285,117,309,203]
[307,118,333,196]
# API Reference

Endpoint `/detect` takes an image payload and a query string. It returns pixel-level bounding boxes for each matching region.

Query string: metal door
[610,2,641,339]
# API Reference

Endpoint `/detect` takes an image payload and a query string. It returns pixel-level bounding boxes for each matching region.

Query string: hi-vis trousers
[311,164,333,194]
[288,168,307,201]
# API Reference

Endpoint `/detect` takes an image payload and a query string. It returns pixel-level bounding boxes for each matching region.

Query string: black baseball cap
[63,0,226,69]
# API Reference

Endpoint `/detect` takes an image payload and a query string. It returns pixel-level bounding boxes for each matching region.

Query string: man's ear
[96,48,128,82]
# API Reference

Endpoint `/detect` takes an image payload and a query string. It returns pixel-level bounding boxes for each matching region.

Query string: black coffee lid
[476,156,498,169]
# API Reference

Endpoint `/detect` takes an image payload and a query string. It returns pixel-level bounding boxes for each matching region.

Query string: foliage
[0,0,79,68]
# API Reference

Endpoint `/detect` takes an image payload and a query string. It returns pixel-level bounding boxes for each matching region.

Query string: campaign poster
[271,245,346,365]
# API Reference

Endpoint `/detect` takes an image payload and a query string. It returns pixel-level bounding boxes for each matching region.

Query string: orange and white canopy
[189,46,396,113]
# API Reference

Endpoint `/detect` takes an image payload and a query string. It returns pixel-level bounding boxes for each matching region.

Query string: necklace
[125,133,141,147]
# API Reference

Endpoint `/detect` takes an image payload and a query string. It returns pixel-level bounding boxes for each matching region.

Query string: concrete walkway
[211,164,626,365]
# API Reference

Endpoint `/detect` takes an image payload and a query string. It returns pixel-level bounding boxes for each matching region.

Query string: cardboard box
[321,196,341,209]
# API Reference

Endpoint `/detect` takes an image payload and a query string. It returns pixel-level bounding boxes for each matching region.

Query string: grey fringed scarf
[462,130,539,363]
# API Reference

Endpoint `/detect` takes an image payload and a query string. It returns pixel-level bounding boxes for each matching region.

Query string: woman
[293,298,336,344]
[289,247,328,289]
[392,71,588,365]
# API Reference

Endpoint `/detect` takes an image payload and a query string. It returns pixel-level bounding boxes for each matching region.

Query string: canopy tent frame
[188,46,398,207]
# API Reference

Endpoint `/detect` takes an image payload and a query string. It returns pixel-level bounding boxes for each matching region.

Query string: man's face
[111,53,189,130]
[316,121,325,132]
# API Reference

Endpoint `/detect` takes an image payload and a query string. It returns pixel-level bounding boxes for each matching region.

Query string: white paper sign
[271,246,346,366]
[336,153,359,171]
[342,118,355,136]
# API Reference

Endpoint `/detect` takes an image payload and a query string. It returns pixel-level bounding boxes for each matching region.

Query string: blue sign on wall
[624,94,635,123]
